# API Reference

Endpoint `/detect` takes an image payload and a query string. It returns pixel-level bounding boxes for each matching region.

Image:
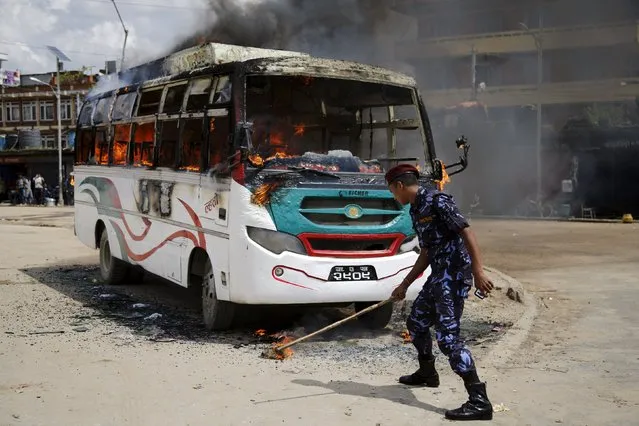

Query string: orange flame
[294,123,305,137]
[400,330,412,344]
[255,329,267,337]
[251,182,282,207]
[248,154,264,167]
[273,336,294,360]
[435,163,451,191]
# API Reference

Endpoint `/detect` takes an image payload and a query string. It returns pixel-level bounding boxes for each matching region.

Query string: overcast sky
[0,0,211,74]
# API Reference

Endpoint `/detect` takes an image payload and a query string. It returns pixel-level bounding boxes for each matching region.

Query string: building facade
[0,70,96,201]
[387,0,639,216]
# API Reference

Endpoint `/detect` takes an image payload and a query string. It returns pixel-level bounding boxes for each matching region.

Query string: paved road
[0,211,637,425]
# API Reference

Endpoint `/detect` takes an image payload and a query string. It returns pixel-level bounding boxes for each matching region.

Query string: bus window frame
[111,91,138,122]
[75,126,95,164]
[157,117,180,169]
[160,81,189,116]
[129,119,157,168]
[110,122,133,167]
[92,95,115,126]
[78,99,97,128]
[135,87,164,117]
[178,113,206,172]
[184,76,214,112]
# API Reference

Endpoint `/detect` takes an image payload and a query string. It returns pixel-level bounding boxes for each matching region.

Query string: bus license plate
[329,266,377,281]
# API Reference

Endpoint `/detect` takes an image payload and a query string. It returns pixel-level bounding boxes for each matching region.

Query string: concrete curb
[483,267,539,367]
[469,215,633,224]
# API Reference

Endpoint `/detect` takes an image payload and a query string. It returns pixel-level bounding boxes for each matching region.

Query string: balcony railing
[396,21,639,58]
[422,77,639,109]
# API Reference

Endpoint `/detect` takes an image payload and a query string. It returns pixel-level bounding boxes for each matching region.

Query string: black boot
[398,356,440,387]
[445,382,493,421]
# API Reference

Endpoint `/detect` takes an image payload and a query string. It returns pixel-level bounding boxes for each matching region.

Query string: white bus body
[73,43,452,330]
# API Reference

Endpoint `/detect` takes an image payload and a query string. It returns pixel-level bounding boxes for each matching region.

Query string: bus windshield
[245,75,427,174]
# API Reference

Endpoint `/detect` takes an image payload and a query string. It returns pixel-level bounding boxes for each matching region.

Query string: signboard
[0,69,20,87]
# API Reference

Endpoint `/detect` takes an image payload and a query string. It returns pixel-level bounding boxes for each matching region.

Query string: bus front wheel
[355,302,394,330]
[202,259,235,331]
[99,230,129,285]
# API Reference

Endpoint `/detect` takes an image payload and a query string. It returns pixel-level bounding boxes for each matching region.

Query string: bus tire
[99,229,129,285]
[355,301,394,330]
[202,259,235,331]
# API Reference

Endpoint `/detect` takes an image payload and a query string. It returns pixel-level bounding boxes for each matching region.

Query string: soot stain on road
[20,263,511,364]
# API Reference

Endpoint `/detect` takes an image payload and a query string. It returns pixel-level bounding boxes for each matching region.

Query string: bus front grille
[299,197,403,227]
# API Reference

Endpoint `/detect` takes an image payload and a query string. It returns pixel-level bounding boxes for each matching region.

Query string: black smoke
[170,0,391,65]
[168,0,639,217]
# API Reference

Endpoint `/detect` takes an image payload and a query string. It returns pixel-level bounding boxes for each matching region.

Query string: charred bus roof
[87,42,416,101]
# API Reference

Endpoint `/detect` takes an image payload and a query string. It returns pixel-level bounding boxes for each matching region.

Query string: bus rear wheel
[99,229,129,285]
[355,301,394,330]
[202,259,235,331]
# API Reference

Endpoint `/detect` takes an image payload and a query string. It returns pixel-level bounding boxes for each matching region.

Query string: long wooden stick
[275,299,394,352]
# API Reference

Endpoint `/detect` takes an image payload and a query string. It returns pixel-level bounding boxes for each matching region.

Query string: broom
[261,298,394,359]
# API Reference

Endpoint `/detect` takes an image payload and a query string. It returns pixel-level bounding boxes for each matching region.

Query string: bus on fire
[73,43,469,330]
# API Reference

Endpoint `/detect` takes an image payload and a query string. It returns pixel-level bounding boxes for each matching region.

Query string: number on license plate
[329,265,377,281]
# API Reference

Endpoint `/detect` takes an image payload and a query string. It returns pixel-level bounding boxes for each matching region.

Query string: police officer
[386,164,494,421]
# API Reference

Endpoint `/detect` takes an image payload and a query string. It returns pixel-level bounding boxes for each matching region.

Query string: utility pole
[44,46,71,206]
[111,0,129,71]
[520,11,544,203]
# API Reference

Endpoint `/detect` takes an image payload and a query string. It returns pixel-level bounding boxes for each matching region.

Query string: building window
[60,99,73,120]
[42,134,56,149]
[5,102,20,122]
[40,101,55,121]
[22,101,37,122]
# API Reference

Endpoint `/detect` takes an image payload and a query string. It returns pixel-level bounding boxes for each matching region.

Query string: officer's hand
[474,272,494,295]
[391,282,409,301]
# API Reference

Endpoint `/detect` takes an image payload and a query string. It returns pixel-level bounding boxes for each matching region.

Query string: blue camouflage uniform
[407,186,476,376]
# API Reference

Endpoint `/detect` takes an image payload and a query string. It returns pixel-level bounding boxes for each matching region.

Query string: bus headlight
[246,227,307,255]
[399,235,420,254]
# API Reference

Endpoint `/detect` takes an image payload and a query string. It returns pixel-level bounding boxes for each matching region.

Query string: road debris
[143,313,163,321]
[132,303,150,309]
[99,294,118,300]
[494,403,510,412]
[28,330,65,335]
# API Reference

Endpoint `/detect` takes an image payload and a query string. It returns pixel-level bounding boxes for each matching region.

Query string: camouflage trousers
[407,271,476,375]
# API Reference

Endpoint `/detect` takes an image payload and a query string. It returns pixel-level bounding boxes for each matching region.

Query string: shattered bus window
[137,89,163,116]
[94,129,109,165]
[181,119,203,172]
[112,92,137,121]
[75,128,93,164]
[159,120,179,168]
[245,75,425,173]
[111,123,131,166]
[163,84,187,114]
[187,78,213,111]
[78,100,96,127]
[213,76,232,105]
[131,122,155,167]
[93,97,112,125]
[209,115,230,168]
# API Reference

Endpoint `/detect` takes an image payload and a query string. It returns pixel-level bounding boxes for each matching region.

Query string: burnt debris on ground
[19,264,520,362]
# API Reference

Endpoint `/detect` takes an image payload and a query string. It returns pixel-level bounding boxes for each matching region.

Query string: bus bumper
[228,240,428,305]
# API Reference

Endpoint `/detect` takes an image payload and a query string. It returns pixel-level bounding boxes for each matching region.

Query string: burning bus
[73,43,469,330]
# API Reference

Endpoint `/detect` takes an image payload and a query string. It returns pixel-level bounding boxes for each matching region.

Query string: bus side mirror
[437,135,470,178]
